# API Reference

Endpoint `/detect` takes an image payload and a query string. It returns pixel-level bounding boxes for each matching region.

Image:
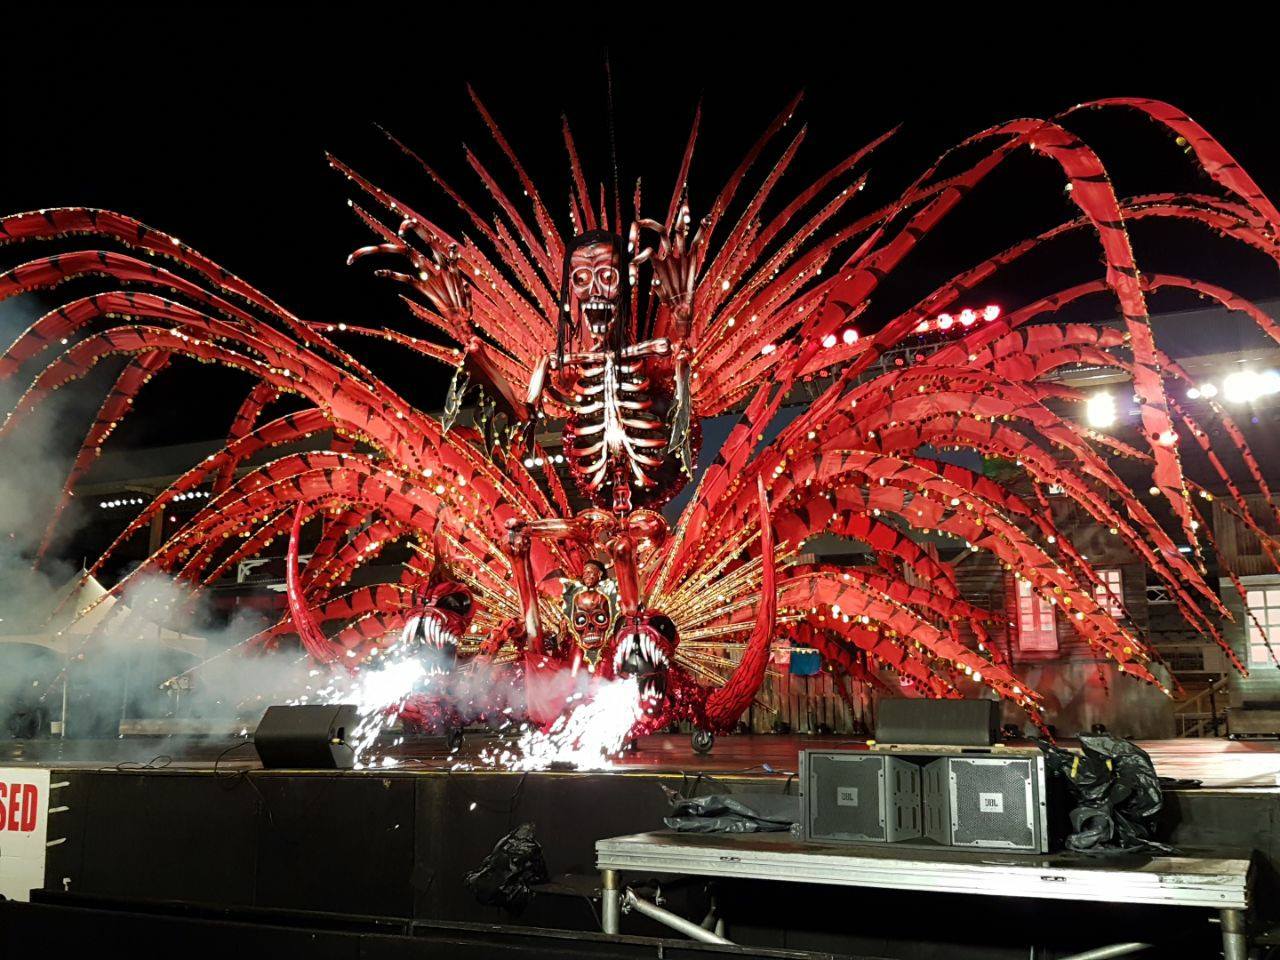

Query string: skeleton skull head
[566,560,614,660]
[566,237,623,347]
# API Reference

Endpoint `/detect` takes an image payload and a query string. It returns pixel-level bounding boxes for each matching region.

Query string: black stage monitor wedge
[876,698,1000,747]
[254,704,358,770]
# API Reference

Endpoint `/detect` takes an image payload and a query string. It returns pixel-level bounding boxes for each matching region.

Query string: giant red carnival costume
[5,93,1280,746]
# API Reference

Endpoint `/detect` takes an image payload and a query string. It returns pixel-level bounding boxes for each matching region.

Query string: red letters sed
[0,783,40,832]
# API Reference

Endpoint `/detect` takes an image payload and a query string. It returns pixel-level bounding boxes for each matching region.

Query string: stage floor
[4,732,1279,787]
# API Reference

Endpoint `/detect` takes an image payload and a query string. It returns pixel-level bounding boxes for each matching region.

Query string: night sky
[3,9,1278,446]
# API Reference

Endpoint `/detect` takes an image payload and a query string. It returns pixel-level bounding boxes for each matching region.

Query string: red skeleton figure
[392,230,694,512]
[6,95,1280,747]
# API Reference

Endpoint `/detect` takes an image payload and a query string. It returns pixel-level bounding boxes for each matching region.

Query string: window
[1245,586,1280,667]
[1093,568,1124,619]
[1016,578,1057,652]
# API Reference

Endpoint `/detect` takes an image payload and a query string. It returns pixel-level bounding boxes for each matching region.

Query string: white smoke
[0,292,317,750]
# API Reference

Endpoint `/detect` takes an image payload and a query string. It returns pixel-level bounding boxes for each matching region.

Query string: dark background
[2,7,1278,445]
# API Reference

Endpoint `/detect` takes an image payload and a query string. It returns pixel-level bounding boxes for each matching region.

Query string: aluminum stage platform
[3,734,1277,959]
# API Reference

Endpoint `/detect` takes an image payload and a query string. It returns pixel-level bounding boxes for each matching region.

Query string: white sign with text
[0,767,51,902]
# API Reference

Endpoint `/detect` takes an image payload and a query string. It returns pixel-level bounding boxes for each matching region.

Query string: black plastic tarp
[663,790,799,834]
[1040,734,1172,855]
[463,822,549,912]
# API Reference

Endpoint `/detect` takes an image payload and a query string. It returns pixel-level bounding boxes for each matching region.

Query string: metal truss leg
[1056,944,1151,960]
[601,869,620,935]
[623,888,734,945]
[1220,908,1247,960]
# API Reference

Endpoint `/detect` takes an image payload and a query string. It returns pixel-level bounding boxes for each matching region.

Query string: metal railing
[1172,676,1230,738]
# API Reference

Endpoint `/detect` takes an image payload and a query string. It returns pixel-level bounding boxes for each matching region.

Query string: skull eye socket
[572,268,593,288]
[595,266,619,288]
[594,613,609,624]
[649,615,677,647]
[437,592,472,615]
[575,614,587,626]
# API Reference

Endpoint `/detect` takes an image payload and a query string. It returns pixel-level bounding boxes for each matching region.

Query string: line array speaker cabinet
[802,747,1048,852]
[253,704,357,770]
[802,753,922,842]
[875,698,1001,747]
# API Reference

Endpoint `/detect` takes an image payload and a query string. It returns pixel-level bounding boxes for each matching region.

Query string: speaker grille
[807,754,884,841]
[948,757,1035,849]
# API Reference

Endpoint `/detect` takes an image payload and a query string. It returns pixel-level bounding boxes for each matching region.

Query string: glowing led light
[1085,391,1117,428]
[761,343,777,356]
[1223,369,1280,403]
[842,328,858,345]
[822,333,837,348]
[1199,382,1218,398]
[936,313,954,330]
[1186,387,1201,400]
[958,308,976,327]
[983,304,1001,321]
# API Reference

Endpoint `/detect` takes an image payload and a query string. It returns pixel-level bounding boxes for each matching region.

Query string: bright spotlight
[1223,370,1262,404]
[1085,391,1117,428]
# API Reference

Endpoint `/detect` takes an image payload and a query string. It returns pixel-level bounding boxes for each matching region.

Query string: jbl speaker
[801,752,922,843]
[923,755,1048,851]
[876,698,1001,747]
[803,747,1049,852]
[253,704,358,770]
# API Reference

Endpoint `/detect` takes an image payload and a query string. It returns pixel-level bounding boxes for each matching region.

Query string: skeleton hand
[402,222,473,322]
[629,202,709,339]
[350,218,472,323]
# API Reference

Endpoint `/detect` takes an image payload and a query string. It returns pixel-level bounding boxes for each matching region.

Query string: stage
[8,731,1280,785]
[2,733,1277,958]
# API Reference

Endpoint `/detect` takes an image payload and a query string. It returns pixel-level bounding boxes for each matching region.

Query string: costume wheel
[691,729,714,755]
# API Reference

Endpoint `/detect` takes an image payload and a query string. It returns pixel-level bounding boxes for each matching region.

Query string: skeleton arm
[632,207,705,470]
[461,336,534,422]
[606,533,642,617]
[506,511,616,651]
[669,347,693,474]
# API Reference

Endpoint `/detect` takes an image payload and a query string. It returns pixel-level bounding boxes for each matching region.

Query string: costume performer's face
[580,561,604,588]
[568,241,622,347]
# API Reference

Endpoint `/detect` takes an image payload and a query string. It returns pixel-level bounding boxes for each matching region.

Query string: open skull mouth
[581,297,615,337]
[612,628,670,709]
[400,609,462,677]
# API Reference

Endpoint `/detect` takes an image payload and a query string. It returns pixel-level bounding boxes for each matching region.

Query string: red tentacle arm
[703,479,777,729]
[287,505,339,664]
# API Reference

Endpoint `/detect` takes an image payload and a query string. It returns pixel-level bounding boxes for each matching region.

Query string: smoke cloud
[0,296,319,754]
